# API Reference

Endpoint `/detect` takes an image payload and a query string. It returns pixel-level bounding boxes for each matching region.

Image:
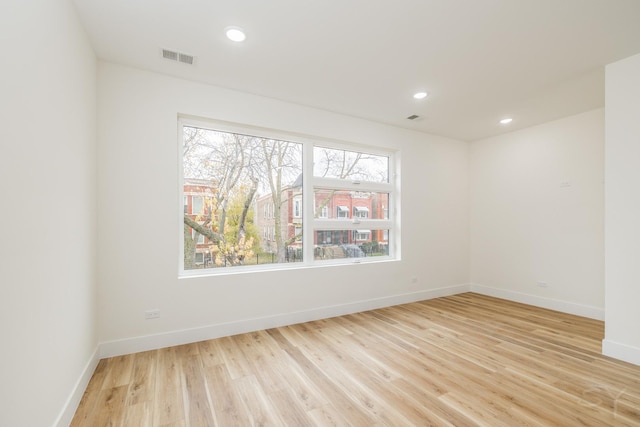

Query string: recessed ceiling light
[413,92,428,99]
[225,26,246,42]
[500,118,513,124]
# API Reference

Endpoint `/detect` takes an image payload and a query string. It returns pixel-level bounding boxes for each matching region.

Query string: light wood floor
[71,293,640,426]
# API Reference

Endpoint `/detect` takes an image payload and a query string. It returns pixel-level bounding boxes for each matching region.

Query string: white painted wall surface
[469,109,605,317]
[604,53,640,365]
[96,62,469,354]
[0,1,98,426]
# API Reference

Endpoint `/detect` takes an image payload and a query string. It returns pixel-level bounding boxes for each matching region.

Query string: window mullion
[302,141,314,264]
[313,177,393,193]
[313,219,392,230]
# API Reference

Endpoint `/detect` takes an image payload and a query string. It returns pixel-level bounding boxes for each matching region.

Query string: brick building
[183,178,216,267]
[254,177,389,256]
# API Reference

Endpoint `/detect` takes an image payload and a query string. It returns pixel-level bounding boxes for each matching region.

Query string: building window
[352,229,371,241]
[353,206,369,218]
[180,119,397,274]
[336,206,349,218]
[192,196,204,215]
[192,228,205,244]
[293,198,302,218]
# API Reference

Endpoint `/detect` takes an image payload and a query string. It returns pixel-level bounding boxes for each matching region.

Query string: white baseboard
[99,283,608,358]
[54,347,100,427]
[99,284,470,358]
[602,339,640,366]
[469,283,605,320]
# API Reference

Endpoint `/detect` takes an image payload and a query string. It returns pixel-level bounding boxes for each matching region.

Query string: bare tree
[183,127,260,268]
[257,138,302,262]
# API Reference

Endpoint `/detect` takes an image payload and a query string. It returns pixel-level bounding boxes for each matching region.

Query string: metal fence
[195,244,388,268]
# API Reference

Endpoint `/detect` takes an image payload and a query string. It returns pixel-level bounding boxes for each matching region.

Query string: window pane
[314,230,390,260]
[313,146,389,183]
[313,190,389,219]
[293,198,302,218]
[183,126,302,270]
[192,196,204,215]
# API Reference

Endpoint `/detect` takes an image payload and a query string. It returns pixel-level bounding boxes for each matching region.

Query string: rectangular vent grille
[406,114,420,120]
[162,49,195,65]
[178,53,194,65]
[162,49,178,61]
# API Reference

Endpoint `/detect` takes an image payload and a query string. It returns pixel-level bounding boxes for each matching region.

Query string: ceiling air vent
[406,114,420,120]
[161,49,195,65]
[162,49,178,61]
[178,53,194,65]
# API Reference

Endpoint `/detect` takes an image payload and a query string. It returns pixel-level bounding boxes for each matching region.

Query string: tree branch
[184,215,223,243]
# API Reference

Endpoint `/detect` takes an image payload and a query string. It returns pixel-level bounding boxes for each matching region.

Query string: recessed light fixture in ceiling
[413,92,428,99]
[499,118,513,124]
[225,26,246,42]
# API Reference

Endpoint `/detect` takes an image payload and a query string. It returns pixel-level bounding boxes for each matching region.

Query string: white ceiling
[72,0,640,141]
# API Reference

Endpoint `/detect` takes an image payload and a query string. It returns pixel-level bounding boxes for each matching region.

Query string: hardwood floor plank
[101,354,134,390]
[70,359,109,427]
[180,355,216,427]
[203,362,253,426]
[197,339,224,367]
[216,336,255,380]
[122,401,152,427]
[267,388,317,426]
[282,346,377,426]
[127,350,156,406]
[306,404,351,426]
[71,293,640,426]
[233,375,284,426]
[153,347,185,426]
[91,385,128,426]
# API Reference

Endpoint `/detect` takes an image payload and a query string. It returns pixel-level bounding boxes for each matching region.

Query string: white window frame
[353,206,369,219]
[336,206,349,218]
[306,142,396,266]
[191,195,204,215]
[352,229,371,241]
[194,252,204,265]
[179,117,399,276]
[293,198,302,218]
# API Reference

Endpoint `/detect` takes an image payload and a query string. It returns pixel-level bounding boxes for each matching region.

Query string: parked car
[341,244,365,258]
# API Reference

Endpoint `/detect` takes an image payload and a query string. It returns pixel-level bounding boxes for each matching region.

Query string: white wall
[0,1,98,426]
[469,109,605,318]
[604,53,640,365]
[97,62,469,355]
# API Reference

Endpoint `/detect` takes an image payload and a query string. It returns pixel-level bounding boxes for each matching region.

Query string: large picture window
[180,119,397,274]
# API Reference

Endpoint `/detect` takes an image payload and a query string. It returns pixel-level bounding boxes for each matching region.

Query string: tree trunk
[183,224,196,269]
[237,177,258,242]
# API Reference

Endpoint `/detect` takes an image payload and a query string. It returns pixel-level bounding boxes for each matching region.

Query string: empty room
[2,0,640,426]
